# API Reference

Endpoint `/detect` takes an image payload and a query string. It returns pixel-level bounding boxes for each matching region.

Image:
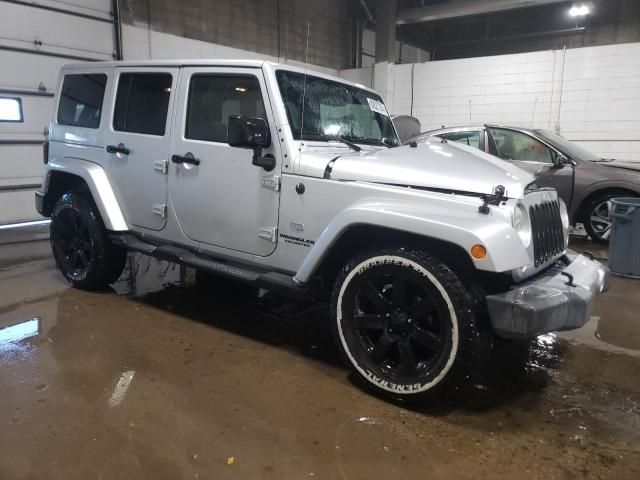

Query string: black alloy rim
[341,265,452,385]
[53,209,93,275]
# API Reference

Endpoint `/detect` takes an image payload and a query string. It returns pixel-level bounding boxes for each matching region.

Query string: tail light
[43,140,49,164]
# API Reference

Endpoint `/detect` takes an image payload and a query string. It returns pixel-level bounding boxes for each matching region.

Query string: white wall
[388,42,640,162]
[338,67,374,88]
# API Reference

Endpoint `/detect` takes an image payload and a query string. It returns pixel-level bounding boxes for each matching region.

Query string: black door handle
[171,153,200,166]
[106,143,130,155]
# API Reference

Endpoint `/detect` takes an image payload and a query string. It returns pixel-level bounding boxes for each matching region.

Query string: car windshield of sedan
[535,130,602,161]
[276,70,400,147]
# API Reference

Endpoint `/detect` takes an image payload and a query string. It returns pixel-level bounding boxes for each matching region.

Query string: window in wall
[185,74,266,143]
[113,73,172,136]
[0,97,23,122]
[489,127,554,164]
[57,74,107,128]
[440,131,481,150]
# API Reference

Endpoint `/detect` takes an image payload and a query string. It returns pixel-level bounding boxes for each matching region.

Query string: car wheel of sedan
[50,193,126,290]
[583,193,637,244]
[331,247,481,404]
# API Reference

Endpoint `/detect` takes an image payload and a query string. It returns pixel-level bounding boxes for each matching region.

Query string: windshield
[535,130,601,161]
[276,70,400,147]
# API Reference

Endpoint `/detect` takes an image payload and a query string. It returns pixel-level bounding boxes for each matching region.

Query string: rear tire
[330,247,482,405]
[50,193,126,290]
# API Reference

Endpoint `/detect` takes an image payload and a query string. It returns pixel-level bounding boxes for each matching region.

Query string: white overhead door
[0,0,118,226]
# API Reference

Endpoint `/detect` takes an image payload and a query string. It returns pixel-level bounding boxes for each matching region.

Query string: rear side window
[185,74,266,143]
[113,73,172,136]
[57,74,107,128]
[441,131,481,149]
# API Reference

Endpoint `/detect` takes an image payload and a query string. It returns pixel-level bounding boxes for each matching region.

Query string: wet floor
[1,240,639,479]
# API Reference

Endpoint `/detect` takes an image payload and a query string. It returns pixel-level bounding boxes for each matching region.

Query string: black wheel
[331,247,481,404]
[50,193,127,290]
[583,192,637,243]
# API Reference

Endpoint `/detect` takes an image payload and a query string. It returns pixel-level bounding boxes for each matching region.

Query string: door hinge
[262,175,281,192]
[153,159,168,174]
[257,226,278,243]
[152,204,167,218]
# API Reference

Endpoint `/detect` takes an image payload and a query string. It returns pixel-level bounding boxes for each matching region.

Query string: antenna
[296,22,310,175]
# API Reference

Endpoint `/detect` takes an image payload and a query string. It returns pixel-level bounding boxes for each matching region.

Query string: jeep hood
[301,140,534,198]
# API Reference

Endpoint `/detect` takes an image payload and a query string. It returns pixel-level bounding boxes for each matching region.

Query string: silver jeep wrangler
[36,60,609,403]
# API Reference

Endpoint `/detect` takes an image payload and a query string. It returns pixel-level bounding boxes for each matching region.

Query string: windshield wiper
[347,136,394,148]
[302,133,361,152]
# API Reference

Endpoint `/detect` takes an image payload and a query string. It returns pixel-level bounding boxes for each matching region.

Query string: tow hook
[560,272,576,287]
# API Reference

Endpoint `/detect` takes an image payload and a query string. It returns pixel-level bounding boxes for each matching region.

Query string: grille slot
[529,200,565,267]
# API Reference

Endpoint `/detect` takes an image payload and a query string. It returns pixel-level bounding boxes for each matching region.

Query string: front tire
[50,193,126,290]
[331,248,481,405]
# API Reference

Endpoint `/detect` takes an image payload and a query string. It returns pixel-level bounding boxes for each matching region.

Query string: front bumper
[486,251,610,339]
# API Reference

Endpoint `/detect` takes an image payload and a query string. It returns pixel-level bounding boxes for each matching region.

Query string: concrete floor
[1,239,639,479]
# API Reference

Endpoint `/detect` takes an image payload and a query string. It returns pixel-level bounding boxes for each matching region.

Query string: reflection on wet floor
[1,243,639,479]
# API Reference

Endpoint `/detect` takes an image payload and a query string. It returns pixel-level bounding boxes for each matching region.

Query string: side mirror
[555,154,573,168]
[227,115,275,171]
[228,115,271,149]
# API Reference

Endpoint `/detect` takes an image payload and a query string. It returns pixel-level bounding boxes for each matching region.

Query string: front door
[488,127,574,205]
[105,67,178,231]
[169,67,281,256]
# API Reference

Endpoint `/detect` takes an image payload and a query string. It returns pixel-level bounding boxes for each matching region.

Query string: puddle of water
[559,316,640,358]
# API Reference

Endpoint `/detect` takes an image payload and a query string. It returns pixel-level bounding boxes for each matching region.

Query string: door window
[57,73,107,128]
[489,127,554,164]
[185,74,266,143]
[113,73,172,136]
[440,131,481,149]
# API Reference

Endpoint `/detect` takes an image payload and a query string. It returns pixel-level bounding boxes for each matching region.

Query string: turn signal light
[470,244,487,259]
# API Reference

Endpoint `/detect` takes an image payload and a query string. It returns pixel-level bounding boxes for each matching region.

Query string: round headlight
[513,203,532,247]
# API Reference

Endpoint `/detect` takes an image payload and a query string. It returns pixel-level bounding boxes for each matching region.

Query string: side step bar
[110,233,310,301]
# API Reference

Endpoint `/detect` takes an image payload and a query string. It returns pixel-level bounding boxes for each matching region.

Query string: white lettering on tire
[336,255,459,395]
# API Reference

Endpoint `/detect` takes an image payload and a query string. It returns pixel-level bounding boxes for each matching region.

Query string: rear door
[104,68,178,231]
[169,67,281,256]
[487,127,574,204]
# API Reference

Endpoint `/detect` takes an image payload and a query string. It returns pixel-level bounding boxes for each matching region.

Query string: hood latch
[479,185,507,214]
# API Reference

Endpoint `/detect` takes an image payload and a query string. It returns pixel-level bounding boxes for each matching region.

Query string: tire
[331,247,482,405]
[583,192,637,244]
[50,193,127,290]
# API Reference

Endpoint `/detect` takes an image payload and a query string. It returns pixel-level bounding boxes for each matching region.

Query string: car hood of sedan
[600,160,640,173]
[301,140,534,198]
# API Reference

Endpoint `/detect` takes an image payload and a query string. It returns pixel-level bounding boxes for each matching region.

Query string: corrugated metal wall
[120,0,357,70]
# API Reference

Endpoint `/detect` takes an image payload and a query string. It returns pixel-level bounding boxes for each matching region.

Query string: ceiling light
[235,86,247,92]
[569,4,590,17]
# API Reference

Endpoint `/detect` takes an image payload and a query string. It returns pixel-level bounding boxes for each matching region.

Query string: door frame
[168,65,283,257]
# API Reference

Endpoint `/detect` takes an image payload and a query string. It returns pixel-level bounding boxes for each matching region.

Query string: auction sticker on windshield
[367,98,388,116]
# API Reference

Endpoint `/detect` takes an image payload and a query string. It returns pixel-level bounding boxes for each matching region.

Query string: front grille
[529,200,565,267]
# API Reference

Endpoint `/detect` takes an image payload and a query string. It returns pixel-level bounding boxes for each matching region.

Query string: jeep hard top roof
[60,59,378,94]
